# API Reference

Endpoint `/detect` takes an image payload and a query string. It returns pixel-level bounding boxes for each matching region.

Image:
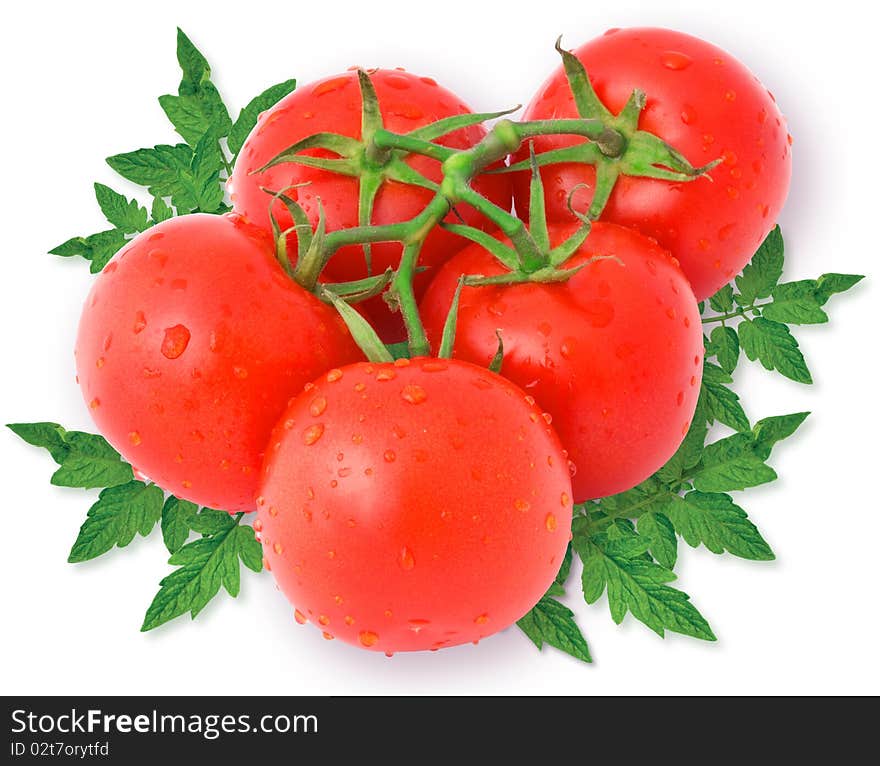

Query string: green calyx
[256,68,517,276]
[500,37,720,219]
[253,44,717,362]
[441,141,594,283]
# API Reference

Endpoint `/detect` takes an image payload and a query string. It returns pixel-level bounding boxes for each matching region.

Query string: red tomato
[75,213,361,512]
[420,222,703,501]
[229,69,512,341]
[257,358,572,653]
[513,28,791,301]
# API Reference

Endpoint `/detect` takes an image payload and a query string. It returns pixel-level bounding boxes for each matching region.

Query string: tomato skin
[420,222,703,501]
[75,213,361,512]
[513,27,791,301]
[229,69,512,341]
[257,358,572,653]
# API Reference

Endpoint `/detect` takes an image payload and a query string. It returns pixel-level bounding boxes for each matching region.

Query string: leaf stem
[701,303,763,324]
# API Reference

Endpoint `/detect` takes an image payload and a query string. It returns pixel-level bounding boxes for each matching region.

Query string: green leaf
[517,596,592,662]
[738,318,812,383]
[763,280,828,325]
[49,430,134,489]
[814,273,864,304]
[161,496,199,554]
[637,511,678,569]
[545,544,573,597]
[592,475,669,519]
[691,432,776,493]
[68,481,164,562]
[174,27,211,85]
[7,422,71,463]
[665,492,774,560]
[49,229,127,273]
[656,401,708,485]
[752,412,809,459]
[150,195,174,224]
[701,362,750,432]
[106,144,194,198]
[170,131,225,213]
[575,526,715,641]
[708,284,734,313]
[141,516,262,631]
[228,79,297,157]
[189,507,236,536]
[159,29,231,148]
[706,325,740,374]
[8,423,133,488]
[736,225,784,304]
[93,183,149,234]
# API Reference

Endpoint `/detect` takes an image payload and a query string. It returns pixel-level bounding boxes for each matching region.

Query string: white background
[1,0,876,695]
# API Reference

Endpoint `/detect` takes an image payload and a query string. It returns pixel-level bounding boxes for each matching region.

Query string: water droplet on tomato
[421,360,448,372]
[383,449,396,463]
[399,546,415,570]
[545,513,558,532]
[322,632,335,641]
[661,51,693,70]
[391,105,424,120]
[474,614,489,625]
[725,89,737,102]
[680,104,697,125]
[542,412,553,425]
[359,630,379,647]
[128,431,142,446]
[310,396,328,416]
[303,423,325,445]
[560,337,576,359]
[385,74,411,90]
[317,614,330,626]
[273,542,283,555]
[233,366,249,379]
[313,76,350,97]
[487,301,507,317]
[326,368,343,382]
[401,384,427,404]
[376,369,396,381]
[676,391,685,406]
[148,248,168,267]
[514,498,531,512]
[561,492,570,507]
[161,324,190,359]
[666,307,677,320]
[294,609,307,625]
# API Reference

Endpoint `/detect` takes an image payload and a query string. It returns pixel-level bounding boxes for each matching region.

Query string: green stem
[372,129,456,162]
[701,304,763,324]
[392,241,431,357]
